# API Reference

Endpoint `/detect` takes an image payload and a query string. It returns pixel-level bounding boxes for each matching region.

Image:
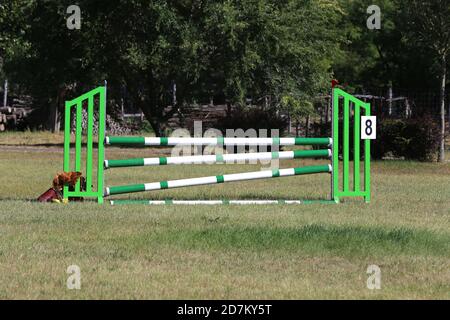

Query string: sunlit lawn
[0,132,449,299]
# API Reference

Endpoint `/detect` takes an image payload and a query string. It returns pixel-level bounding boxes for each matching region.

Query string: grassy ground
[0,133,449,299]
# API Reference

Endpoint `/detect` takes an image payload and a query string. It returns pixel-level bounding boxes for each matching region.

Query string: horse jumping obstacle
[63,85,372,204]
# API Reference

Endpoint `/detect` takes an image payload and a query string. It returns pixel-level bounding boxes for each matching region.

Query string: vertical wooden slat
[75,101,82,192]
[332,89,339,202]
[97,86,106,204]
[364,103,371,203]
[343,98,350,192]
[354,103,361,192]
[86,96,94,192]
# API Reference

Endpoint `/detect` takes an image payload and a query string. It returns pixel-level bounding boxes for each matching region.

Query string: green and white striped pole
[104,149,331,168]
[105,136,332,147]
[109,199,336,205]
[104,165,332,196]
[110,200,303,205]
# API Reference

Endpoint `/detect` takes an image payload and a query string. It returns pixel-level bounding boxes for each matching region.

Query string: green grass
[0,138,449,299]
[0,130,65,145]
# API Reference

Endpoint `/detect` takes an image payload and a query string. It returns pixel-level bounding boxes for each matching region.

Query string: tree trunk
[140,106,162,137]
[50,92,60,133]
[439,55,446,162]
[305,115,310,137]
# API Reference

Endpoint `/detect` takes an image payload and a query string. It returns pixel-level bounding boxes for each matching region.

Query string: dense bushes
[310,116,441,162]
[373,116,441,162]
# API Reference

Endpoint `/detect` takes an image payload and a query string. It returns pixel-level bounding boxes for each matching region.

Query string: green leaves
[1,0,341,130]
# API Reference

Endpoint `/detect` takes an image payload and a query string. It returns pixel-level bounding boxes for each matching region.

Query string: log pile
[166,104,231,133]
[0,106,31,131]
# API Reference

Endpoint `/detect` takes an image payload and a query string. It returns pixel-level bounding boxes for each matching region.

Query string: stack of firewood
[0,106,30,131]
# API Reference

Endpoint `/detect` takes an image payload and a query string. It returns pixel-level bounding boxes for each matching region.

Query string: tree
[79,0,343,135]
[1,0,97,132]
[1,0,342,133]
[401,0,450,162]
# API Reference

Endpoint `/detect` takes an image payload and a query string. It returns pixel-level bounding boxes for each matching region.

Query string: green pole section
[294,165,330,175]
[294,137,331,145]
[293,149,330,159]
[108,184,146,195]
[106,158,145,168]
[107,136,146,146]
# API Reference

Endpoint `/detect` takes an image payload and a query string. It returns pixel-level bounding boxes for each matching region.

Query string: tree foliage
[1,0,341,132]
[0,0,448,141]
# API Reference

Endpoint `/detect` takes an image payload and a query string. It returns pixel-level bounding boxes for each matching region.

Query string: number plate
[361,116,377,140]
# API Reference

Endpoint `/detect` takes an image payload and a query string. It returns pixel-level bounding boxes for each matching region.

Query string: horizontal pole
[109,199,338,205]
[104,149,332,168]
[110,199,337,205]
[105,136,332,147]
[105,165,332,196]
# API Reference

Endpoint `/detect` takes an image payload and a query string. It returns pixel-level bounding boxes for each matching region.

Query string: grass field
[0,132,449,299]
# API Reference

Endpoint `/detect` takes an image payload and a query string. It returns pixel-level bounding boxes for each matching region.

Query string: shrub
[373,116,440,161]
[311,116,440,162]
[214,107,288,136]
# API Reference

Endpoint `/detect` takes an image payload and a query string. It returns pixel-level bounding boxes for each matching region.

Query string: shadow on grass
[132,224,449,258]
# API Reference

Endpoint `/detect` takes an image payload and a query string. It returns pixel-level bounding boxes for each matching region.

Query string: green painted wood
[107,136,146,145]
[294,137,330,145]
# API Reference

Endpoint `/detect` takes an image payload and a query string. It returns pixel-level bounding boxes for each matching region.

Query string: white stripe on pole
[169,137,218,145]
[168,176,217,188]
[144,182,163,191]
[223,170,273,182]
[283,201,303,204]
[279,168,296,177]
[280,138,296,145]
[141,137,299,146]
[223,137,271,145]
[167,155,216,164]
[141,151,298,166]
[226,153,270,161]
[110,200,305,205]
[172,200,224,205]
[144,137,163,145]
[230,200,279,204]
[143,158,161,165]
[148,201,166,205]
[154,200,303,205]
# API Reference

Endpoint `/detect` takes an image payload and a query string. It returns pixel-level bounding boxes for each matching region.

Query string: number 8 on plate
[361,116,377,140]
